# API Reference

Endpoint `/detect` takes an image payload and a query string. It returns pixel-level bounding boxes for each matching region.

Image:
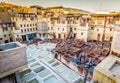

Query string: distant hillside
[0,2,30,12]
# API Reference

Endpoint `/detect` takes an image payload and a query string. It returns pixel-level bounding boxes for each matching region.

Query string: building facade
[37,22,48,39]
[93,27,120,83]
[0,22,15,44]
[11,13,38,41]
[0,5,120,43]
[89,11,120,42]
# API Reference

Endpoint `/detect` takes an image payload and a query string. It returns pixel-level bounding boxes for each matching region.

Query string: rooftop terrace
[93,55,120,83]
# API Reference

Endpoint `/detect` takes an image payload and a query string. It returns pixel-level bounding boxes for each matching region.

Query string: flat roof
[95,55,120,82]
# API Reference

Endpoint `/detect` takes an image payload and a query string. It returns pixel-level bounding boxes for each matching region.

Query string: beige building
[89,11,120,42]
[11,13,38,41]
[35,6,91,41]
[0,22,16,44]
[1,5,119,43]
[0,7,16,23]
[45,13,90,41]
[37,22,48,39]
[93,26,120,83]
[0,7,17,44]
[29,5,42,15]
[41,10,120,42]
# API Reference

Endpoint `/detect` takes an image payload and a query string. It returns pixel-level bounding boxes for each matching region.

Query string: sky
[0,0,120,12]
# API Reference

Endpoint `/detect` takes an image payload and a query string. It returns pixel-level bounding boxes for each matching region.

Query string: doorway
[58,34,61,39]
[97,34,100,41]
[110,37,113,41]
[5,40,9,43]
[22,35,26,41]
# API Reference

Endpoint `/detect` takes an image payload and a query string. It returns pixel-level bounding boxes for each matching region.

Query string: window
[70,27,72,32]
[74,34,76,38]
[2,10,4,12]
[48,27,49,30]
[58,34,61,38]
[21,29,23,32]
[58,27,60,30]
[110,28,112,31]
[62,28,64,31]
[17,35,19,37]
[39,33,41,37]
[91,27,94,30]
[30,24,32,27]
[81,33,83,35]
[4,35,6,37]
[74,28,76,30]
[97,29,99,31]
[20,24,22,27]
[27,24,29,27]
[24,29,26,32]
[24,24,26,27]
[27,28,29,32]
[30,28,32,31]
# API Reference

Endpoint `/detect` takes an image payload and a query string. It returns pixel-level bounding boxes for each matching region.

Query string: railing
[80,23,86,26]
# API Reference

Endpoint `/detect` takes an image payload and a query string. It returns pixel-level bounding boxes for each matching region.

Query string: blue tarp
[28,34,36,39]
[88,66,95,73]
[69,58,77,63]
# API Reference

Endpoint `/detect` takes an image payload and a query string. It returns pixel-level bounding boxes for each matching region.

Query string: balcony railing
[80,23,86,26]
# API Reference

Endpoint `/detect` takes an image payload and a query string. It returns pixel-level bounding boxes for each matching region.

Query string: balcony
[0,42,27,78]
[80,23,86,26]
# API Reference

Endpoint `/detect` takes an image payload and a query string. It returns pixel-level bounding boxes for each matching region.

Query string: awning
[28,34,36,39]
